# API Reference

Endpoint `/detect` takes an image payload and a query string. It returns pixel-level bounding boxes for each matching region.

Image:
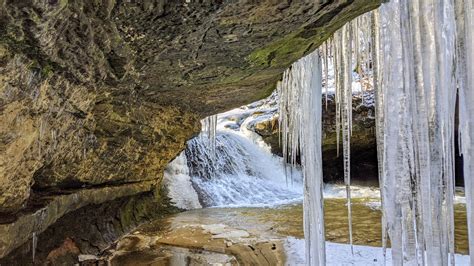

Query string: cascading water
[165,93,304,209]
[163,152,202,210]
[186,132,303,207]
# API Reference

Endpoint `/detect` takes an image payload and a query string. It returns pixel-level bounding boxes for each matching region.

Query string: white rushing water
[165,93,303,209]
[185,131,303,207]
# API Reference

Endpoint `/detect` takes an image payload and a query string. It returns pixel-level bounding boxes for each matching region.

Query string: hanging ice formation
[321,12,375,252]
[456,0,474,263]
[278,0,473,265]
[330,23,355,252]
[278,52,325,265]
[202,115,218,171]
[374,0,468,264]
[32,232,37,262]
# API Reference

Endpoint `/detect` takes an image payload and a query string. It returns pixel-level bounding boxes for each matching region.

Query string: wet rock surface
[0,180,159,259]
[0,185,179,265]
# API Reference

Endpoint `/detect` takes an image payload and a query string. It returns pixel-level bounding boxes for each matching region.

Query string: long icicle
[341,23,354,253]
[325,41,329,110]
[279,51,325,266]
[457,0,474,264]
[335,31,342,159]
[371,9,388,264]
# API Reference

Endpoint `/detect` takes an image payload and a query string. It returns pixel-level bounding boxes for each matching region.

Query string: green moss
[41,64,55,77]
[117,185,180,231]
[118,199,136,229]
[108,110,131,123]
[50,0,70,16]
[1,33,60,79]
[248,0,381,70]
[247,29,332,69]
[255,80,278,100]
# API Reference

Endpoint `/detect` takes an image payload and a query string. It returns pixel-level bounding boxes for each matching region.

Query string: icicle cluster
[278,0,473,264]
[374,0,473,264]
[329,23,356,252]
[319,11,376,252]
[278,52,325,265]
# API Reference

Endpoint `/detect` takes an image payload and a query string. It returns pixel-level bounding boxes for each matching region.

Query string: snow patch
[284,237,470,266]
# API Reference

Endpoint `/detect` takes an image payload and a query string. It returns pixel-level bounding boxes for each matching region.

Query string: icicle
[201,115,218,178]
[279,51,325,266]
[340,23,354,253]
[323,22,355,253]
[456,0,474,265]
[32,232,37,262]
[334,31,342,158]
[204,115,218,161]
[324,42,329,110]
[371,9,388,263]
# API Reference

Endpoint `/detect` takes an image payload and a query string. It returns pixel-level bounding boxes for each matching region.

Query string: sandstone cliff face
[0,0,380,214]
[0,49,201,212]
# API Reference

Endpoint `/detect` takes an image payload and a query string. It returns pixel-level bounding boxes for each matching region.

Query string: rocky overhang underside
[0,0,380,259]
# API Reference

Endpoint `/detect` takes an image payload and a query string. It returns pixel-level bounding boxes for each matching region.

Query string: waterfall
[163,152,202,210]
[164,94,304,209]
[186,132,303,207]
[163,4,472,261]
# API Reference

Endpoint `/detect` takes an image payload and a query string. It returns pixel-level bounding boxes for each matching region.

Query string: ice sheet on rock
[163,152,202,210]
